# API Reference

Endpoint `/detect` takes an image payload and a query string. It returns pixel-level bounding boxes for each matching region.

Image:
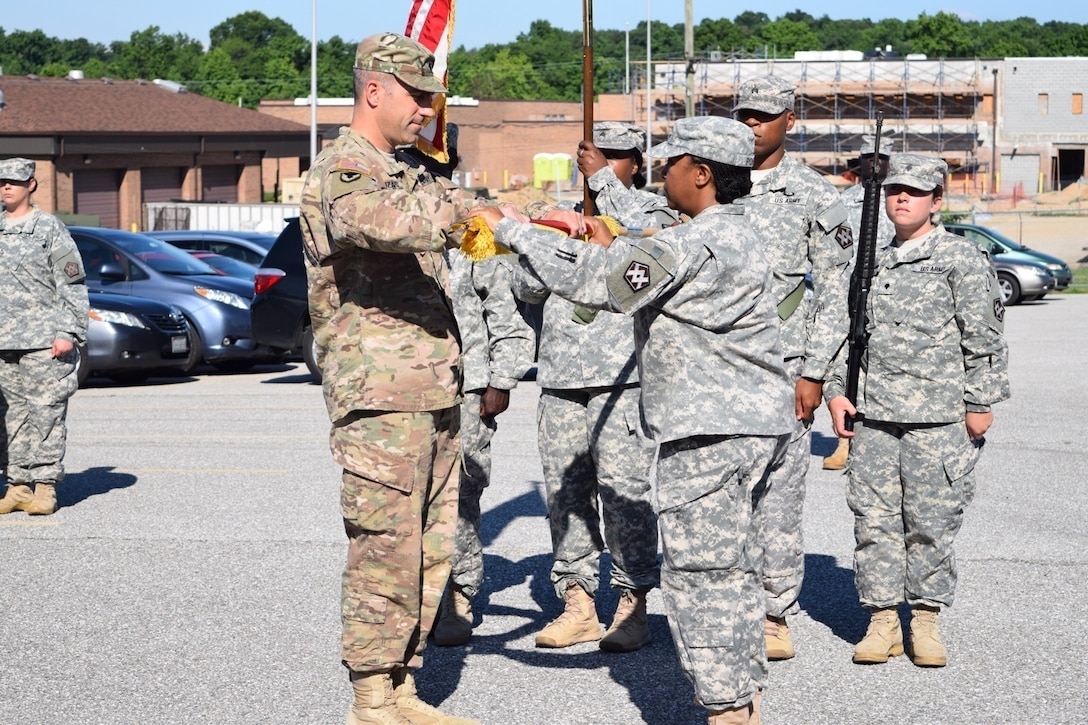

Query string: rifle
[843,113,886,431]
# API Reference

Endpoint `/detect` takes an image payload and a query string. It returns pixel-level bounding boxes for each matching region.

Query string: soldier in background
[0,157,88,517]
[512,121,677,654]
[826,154,1009,667]
[300,32,484,725]
[823,133,895,471]
[733,75,854,661]
[473,115,794,725]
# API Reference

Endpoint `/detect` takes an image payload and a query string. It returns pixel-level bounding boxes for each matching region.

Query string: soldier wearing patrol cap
[299,31,489,725]
[472,115,794,724]
[826,153,1009,668]
[0,157,88,518]
[823,132,898,471]
[733,74,855,661]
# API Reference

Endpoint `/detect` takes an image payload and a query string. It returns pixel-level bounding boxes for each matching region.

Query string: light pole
[990,67,998,197]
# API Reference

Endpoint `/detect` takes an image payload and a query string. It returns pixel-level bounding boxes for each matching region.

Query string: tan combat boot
[0,485,34,514]
[910,606,947,667]
[346,672,412,725]
[534,582,601,648]
[25,484,57,516]
[853,607,904,664]
[822,438,850,470]
[392,669,478,725]
[600,589,650,652]
[432,585,473,647]
[764,615,794,660]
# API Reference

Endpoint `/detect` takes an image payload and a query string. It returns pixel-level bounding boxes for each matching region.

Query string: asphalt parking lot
[2,294,1086,725]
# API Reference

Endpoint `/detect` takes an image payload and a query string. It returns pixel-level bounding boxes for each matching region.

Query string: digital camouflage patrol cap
[648,116,754,167]
[860,133,895,157]
[883,153,947,191]
[0,157,35,182]
[354,32,447,93]
[593,121,646,151]
[733,75,795,115]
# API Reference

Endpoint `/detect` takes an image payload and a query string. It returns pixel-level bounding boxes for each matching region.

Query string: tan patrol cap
[354,32,447,93]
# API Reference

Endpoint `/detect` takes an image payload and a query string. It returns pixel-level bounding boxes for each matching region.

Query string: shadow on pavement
[56,465,138,509]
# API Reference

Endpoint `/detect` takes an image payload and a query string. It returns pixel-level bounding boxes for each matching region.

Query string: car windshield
[198,254,257,281]
[114,234,219,275]
[977,226,1028,252]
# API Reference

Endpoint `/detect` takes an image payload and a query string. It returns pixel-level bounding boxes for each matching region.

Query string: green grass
[1059,267,1088,294]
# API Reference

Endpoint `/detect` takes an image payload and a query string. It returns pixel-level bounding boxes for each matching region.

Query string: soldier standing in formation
[299,32,482,725]
[0,157,88,518]
[826,154,1009,667]
[472,115,793,725]
[732,75,855,661]
[509,121,675,654]
[823,133,896,471]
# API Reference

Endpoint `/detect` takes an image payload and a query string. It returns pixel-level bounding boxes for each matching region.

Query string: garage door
[74,169,122,229]
[1000,153,1039,196]
[202,165,240,203]
[142,167,184,203]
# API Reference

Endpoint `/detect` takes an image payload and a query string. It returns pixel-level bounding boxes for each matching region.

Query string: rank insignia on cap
[835,225,854,249]
[624,261,651,291]
[64,261,80,278]
[993,297,1005,322]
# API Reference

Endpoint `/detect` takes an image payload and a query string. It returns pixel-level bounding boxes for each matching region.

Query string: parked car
[68,226,284,373]
[145,230,278,266]
[945,222,1073,291]
[79,292,191,385]
[187,251,258,282]
[250,218,320,381]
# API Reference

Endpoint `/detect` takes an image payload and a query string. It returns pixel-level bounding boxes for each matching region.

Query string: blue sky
[2,1,1085,51]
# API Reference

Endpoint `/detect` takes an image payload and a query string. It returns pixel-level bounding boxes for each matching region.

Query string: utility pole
[991,67,999,196]
[684,0,694,117]
[645,1,652,185]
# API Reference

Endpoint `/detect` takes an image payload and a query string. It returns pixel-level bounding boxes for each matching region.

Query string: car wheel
[302,326,322,383]
[997,272,1021,306]
[181,323,204,373]
[76,344,90,387]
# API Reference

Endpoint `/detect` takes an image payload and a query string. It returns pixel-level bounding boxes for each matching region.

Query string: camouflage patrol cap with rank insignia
[647,116,754,167]
[0,157,35,182]
[883,153,947,191]
[860,133,895,157]
[592,121,646,151]
[732,75,795,115]
[354,32,447,93]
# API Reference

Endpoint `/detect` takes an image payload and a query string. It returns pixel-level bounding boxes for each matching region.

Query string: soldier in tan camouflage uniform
[827,154,1009,668]
[299,32,484,725]
[474,115,794,725]
[433,250,535,646]
[0,157,87,518]
[511,122,679,654]
[733,75,854,660]
[823,133,896,471]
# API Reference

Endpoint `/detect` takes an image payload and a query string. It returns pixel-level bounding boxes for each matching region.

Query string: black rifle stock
[844,113,885,431]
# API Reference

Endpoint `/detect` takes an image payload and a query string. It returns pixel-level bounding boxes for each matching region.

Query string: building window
[1074,93,1084,115]
[1038,93,1049,114]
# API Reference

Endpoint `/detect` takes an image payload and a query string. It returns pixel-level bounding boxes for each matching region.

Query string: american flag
[405,0,455,163]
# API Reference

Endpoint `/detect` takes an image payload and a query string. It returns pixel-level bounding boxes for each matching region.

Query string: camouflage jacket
[447,251,535,393]
[586,167,682,229]
[825,226,1010,423]
[300,127,484,421]
[497,204,793,443]
[738,154,853,379]
[0,207,88,350]
[840,183,896,254]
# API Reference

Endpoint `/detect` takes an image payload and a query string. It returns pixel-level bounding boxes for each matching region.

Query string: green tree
[906,12,973,58]
[314,36,356,99]
[757,18,821,57]
[209,11,307,80]
[108,27,204,82]
[191,46,249,105]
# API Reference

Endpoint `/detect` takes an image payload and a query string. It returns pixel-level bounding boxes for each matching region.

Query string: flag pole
[582,0,595,215]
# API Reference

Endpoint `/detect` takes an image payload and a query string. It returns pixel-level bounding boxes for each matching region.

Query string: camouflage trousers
[449,390,497,598]
[657,433,788,711]
[755,357,810,618]
[0,348,79,484]
[848,419,980,609]
[538,385,659,599]
[337,407,460,673]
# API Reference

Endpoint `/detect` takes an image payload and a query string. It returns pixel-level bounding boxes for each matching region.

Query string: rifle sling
[777,280,806,321]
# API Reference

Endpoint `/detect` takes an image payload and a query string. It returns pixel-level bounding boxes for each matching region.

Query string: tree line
[2,10,1086,107]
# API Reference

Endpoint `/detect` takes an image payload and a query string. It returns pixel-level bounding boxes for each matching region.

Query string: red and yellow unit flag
[405,0,455,163]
